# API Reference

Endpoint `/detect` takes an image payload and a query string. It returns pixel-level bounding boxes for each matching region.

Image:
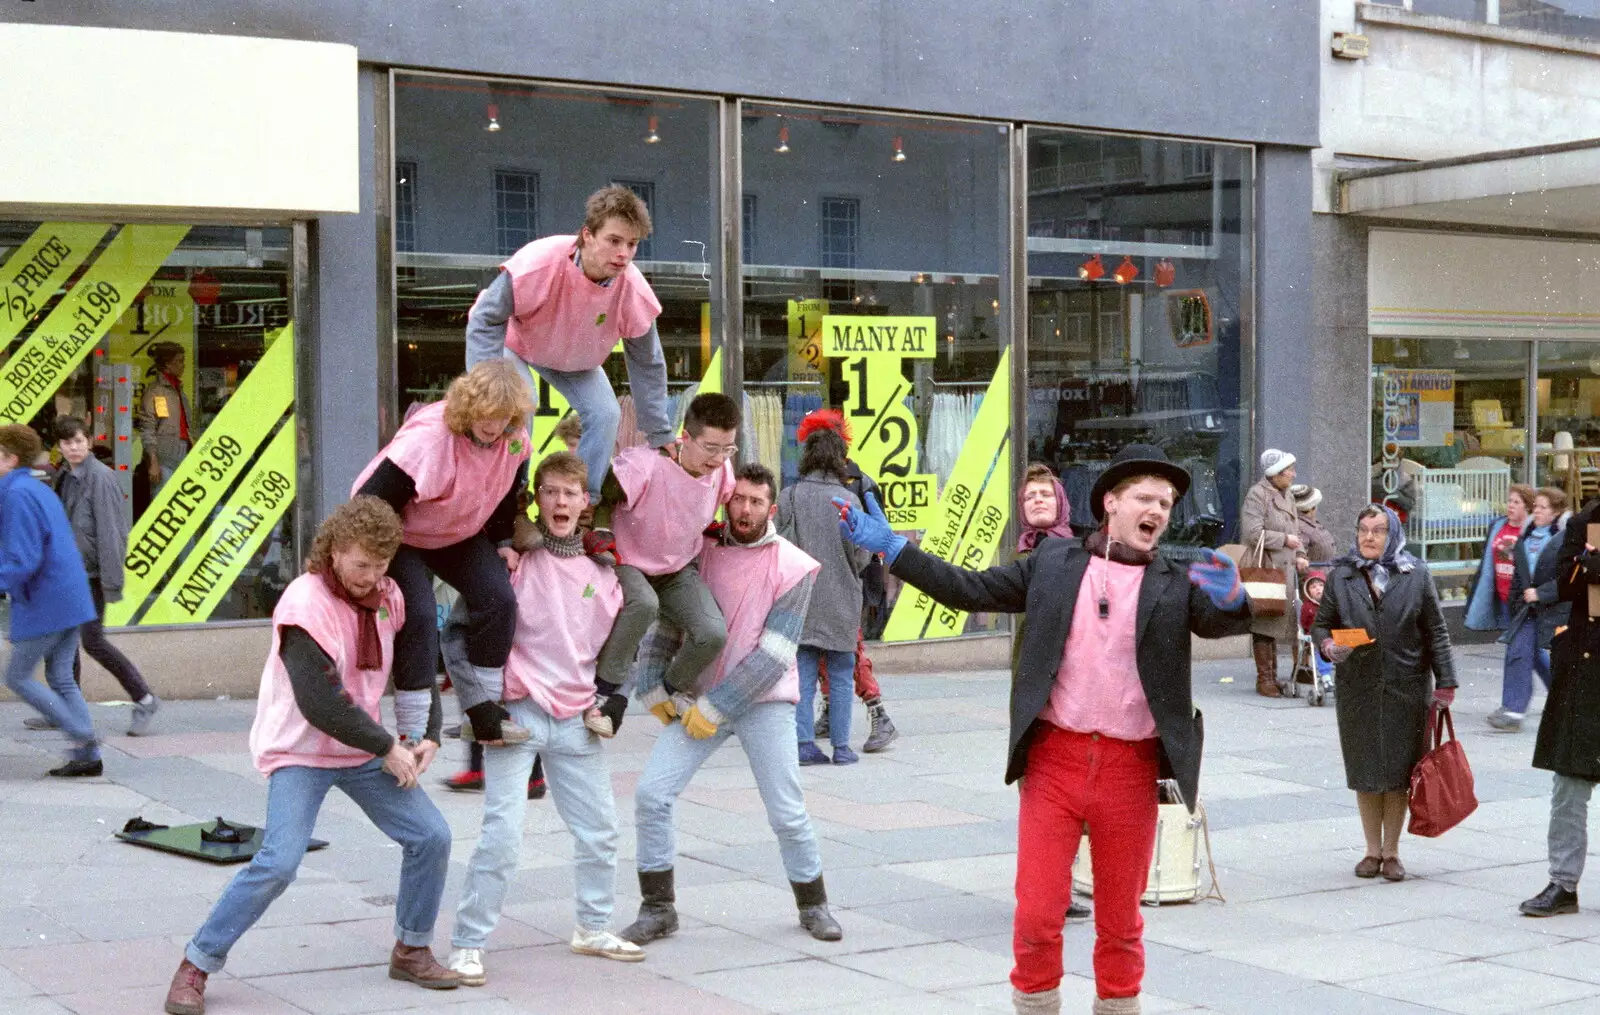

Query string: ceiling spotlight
[645,115,661,144]
[1113,256,1139,285]
[892,136,906,163]
[775,125,790,154]
[1078,254,1105,282]
[485,103,501,132]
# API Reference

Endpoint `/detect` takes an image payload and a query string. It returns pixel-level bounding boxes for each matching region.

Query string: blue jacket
[0,469,95,641]
[1465,515,1515,632]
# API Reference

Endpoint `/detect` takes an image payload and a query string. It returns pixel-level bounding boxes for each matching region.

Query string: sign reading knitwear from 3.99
[138,421,297,626]
[0,225,188,425]
[106,326,296,626]
[881,348,1012,642]
[821,315,937,530]
[0,223,112,347]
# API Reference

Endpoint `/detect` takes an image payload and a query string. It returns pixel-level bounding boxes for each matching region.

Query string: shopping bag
[1408,705,1478,837]
[1236,533,1287,617]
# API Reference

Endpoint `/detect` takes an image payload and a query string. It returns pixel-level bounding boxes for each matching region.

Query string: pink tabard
[250,573,405,776]
[611,447,736,576]
[494,235,663,372]
[696,532,820,705]
[502,549,624,719]
[351,401,530,550]
[1043,555,1157,741]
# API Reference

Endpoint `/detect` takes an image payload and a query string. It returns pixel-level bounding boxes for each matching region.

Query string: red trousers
[1012,724,1159,1000]
[817,629,881,700]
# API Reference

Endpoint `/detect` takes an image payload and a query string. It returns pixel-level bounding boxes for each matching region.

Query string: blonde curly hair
[443,359,534,436]
[307,496,404,574]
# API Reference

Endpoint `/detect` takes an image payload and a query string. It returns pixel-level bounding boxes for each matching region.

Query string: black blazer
[891,538,1252,811]
[1508,521,1571,649]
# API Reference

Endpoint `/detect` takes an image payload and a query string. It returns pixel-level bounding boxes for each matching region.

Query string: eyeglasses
[690,438,738,459]
[1357,526,1389,538]
[537,485,586,502]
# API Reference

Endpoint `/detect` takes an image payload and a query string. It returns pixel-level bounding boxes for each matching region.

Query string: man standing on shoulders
[165,497,458,1015]
[836,444,1252,1015]
[620,463,844,946]
[52,417,161,735]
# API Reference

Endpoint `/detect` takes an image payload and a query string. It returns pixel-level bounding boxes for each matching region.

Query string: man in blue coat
[0,424,101,776]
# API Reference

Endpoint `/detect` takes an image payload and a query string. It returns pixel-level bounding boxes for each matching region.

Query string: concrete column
[1308,212,1372,540]
[1254,147,1316,488]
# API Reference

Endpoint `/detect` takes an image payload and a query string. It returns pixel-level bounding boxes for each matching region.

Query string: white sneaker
[570,927,645,962]
[446,947,486,986]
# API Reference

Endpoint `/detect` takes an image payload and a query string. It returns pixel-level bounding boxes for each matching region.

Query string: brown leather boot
[1253,638,1281,698]
[164,958,208,1015]
[388,942,461,989]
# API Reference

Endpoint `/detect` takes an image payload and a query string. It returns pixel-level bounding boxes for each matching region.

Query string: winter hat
[1290,483,1322,512]
[1260,448,1296,477]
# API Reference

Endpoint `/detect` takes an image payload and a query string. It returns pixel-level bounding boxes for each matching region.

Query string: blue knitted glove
[1188,549,1244,609]
[833,493,907,566]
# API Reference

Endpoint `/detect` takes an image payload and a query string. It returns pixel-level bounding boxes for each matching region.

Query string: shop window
[742,193,758,264]
[0,222,296,627]
[819,197,860,269]
[613,180,655,260]
[395,160,419,254]
[494,169,539,257]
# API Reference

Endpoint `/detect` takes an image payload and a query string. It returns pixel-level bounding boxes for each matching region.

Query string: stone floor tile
[206,923,387,979]
[631,924,808,976]
[57,978,312,1015]
[832,941,1012,991]
[1209,930,1459,983]
[687,959,915,1013]
[244,966,483,1014]
[1361,914,1562,958]
[1349,959,1600,1014]
[1489,939,1600,985]
[883,852,1016,894]
[851,892,1014,942]
[0,935,183,995]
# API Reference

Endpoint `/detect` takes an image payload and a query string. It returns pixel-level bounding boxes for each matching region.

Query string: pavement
[0,639,1593,1014]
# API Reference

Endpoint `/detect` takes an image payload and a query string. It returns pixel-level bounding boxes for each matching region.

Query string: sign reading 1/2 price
[820,315,938,530]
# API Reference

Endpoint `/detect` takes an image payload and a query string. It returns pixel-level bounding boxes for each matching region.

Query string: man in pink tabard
[591,391,741,712]
[618,463,845,947]
[836,444,1253,1015]
[438,452,642,987]
[353,360,533,746]
[465,184,673,506]
[165,498,458,1015]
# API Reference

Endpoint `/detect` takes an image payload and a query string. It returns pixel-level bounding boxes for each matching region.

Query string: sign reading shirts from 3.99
[0,225,188,424]
[820,315,938,530]
[107,327,297,627]
[881,348,1012,642]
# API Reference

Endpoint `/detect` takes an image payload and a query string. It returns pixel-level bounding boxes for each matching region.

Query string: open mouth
[1137,520,1160,540]
[549,510,573,529]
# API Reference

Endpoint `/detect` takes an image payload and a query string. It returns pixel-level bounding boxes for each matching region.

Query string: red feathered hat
[797,407,852,447]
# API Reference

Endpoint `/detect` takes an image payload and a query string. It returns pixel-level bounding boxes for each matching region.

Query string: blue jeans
[453,697,618,945]
[1502,619,1551,714]
[636,701,822,883]
[797,647,854,749]
[5,626,98,761]
[186,759,452,973]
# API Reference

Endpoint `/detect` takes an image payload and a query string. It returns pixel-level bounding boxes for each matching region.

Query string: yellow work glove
[683,699,724,740]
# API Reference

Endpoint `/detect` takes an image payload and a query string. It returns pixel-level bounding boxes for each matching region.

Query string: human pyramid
[162,186,843,1013]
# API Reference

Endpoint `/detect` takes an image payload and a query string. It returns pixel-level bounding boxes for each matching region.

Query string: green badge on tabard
[378,606,391,621]
[595,312,607,327]
[508,439,524,455]
[583,583,596,600]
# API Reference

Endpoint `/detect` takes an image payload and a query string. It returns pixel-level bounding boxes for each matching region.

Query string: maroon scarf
[1016,475,1075,552]
[319,568,384,670]
[1083,528,1157,566]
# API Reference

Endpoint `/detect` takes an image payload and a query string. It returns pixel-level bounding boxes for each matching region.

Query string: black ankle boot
[792,876,843,941]
[1520,882,1579,917]
[620,868,679,944]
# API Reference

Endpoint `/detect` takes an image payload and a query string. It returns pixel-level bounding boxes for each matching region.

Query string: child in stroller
[1290,568,1334,706]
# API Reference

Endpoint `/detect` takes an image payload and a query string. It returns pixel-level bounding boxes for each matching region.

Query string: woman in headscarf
[1313,504,1457,882]
[1016,463,1076,556]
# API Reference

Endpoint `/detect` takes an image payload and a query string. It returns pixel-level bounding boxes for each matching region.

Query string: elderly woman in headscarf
[1312,504,1457,883]
[1241,449,1304,697]
[1016,463,1076,557]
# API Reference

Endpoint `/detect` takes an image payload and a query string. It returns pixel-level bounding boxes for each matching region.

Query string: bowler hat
[1089,444,1192,521]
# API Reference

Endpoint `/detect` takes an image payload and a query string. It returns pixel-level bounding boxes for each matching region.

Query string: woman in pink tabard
[353,360,533,746]
[165,498,458,1015]
[464,185,674,506]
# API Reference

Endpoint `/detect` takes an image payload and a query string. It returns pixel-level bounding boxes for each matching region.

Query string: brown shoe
[1354,855,1382,879]
[164,958,207,1015]
[1253,639,1282,698]
[389,942,460,989]
[1381,857,1405,882]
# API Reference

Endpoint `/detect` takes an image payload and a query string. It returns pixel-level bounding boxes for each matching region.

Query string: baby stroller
[1287,568,1333,707]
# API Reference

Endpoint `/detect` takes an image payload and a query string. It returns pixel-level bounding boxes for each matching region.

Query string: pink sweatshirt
[1043,555,1157,741]
[611,446,736,576]
[502,549,623,719]
[497,235,662,372]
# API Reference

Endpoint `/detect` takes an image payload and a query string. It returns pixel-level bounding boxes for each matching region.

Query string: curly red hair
[796,407,852,447]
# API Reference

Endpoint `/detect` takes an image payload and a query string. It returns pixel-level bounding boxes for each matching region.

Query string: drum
[1072,801,1205,906]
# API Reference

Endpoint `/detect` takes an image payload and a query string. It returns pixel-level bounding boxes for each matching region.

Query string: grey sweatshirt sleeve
[281,626,396,757]
[90,468,129,598]
[465,270,515,370]
[622,321,674,447]
[703,573,814,722]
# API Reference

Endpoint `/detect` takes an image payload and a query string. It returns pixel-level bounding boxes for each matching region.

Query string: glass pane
[1411,0,1490,20]
[1025,130,1252,549]
[1534,341,1600,501]
[0,222,297,626]
[1501,0,1600,39]
[393,75,721,427]
[740,103,1009,641]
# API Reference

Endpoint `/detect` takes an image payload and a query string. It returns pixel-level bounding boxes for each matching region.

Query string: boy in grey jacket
[53,418,160,735]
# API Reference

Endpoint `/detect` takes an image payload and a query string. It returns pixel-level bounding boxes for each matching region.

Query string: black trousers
[74,579,152,701]
[388,535,516,691]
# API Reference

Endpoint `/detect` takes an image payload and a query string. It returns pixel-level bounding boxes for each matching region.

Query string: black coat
[1312,562,1458,793]
[1534,504,1600,781]
[890,539,1253,812]
[1506,520,1570,650]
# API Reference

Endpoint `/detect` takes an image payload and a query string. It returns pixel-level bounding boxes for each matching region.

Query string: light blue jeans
[635,701,822,883]
[796,647,854,749]
[1550,772,1596,892]
[453,697,619,945]
[186,759,452,972]
[5,626,98,761]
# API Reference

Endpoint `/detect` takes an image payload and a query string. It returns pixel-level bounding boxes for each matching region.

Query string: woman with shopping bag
[1312,504,1458,882]
[1240,449,1303,697]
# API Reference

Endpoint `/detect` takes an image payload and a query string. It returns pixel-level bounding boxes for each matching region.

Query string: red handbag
[1408,706,1478,837]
